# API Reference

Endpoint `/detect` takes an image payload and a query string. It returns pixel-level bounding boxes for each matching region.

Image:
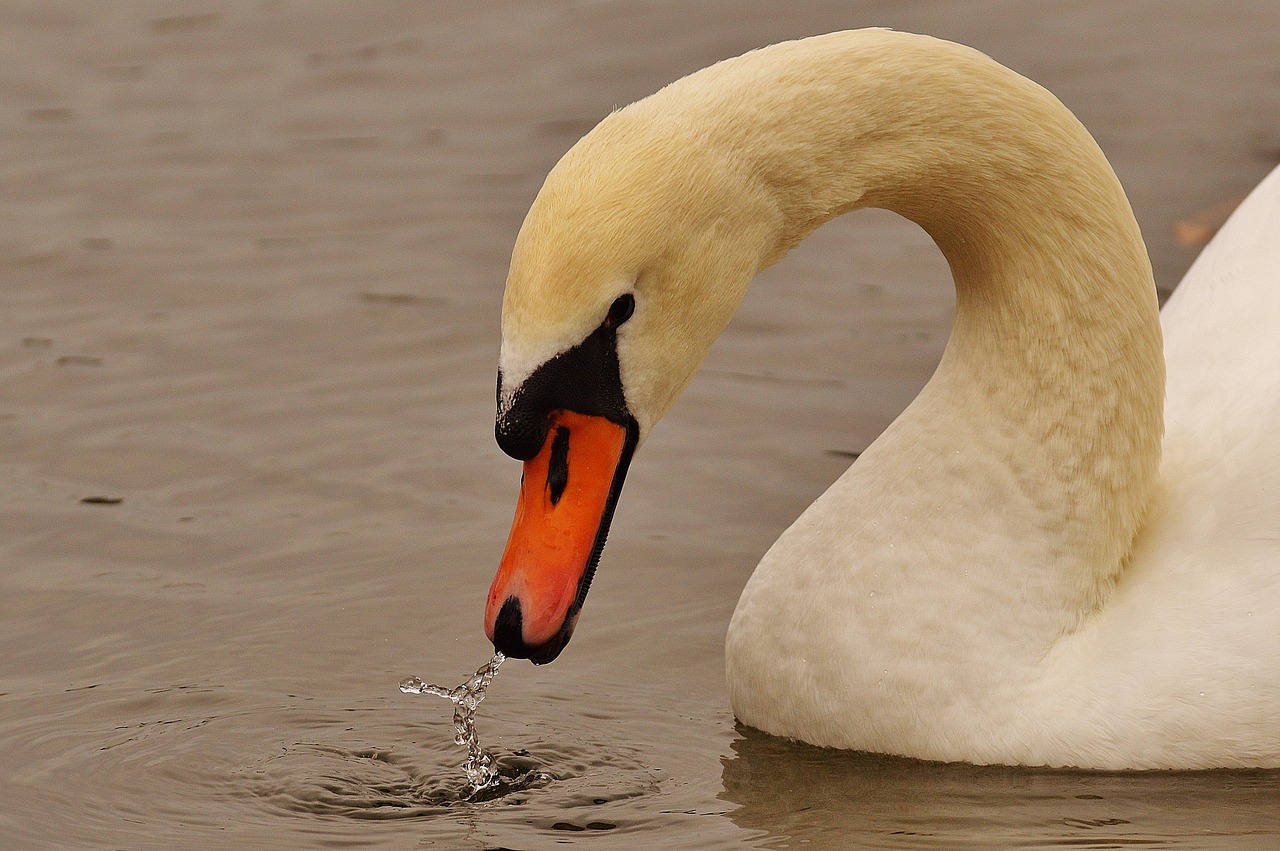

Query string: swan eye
[605,293,635,328]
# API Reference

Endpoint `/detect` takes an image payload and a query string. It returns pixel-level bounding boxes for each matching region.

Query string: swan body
[491,29,1280,769]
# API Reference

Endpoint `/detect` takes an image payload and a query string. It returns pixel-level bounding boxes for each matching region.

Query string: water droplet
[401,652,505,791]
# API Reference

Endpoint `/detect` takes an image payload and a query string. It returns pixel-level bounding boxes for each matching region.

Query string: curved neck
[648,31,1164,630]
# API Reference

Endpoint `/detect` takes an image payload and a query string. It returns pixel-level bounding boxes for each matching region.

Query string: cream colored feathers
[498,29,1280,768]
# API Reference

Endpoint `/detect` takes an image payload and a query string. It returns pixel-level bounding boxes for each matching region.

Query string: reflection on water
[721,727,1280,849]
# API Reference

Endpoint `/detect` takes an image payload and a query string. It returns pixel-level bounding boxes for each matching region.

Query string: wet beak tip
[485,411,634,664]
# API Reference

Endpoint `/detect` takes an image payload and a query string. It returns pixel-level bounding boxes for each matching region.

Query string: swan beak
[484,410,633,663]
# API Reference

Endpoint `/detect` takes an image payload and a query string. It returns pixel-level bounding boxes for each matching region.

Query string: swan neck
[679,31,1165,618]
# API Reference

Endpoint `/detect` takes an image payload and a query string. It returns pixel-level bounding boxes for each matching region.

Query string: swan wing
[1036,166,1280,766]
[1157,162,1280,581]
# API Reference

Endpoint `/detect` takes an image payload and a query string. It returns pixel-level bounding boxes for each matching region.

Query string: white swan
[482,29,1280,770]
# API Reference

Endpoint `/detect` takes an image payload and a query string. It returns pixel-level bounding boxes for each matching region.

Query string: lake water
[3,2,1279,848]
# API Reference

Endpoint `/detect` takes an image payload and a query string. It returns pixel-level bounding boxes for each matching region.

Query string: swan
[480,29,1280,770]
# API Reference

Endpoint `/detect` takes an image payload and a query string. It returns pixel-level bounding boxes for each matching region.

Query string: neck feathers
[637,30,1163,626]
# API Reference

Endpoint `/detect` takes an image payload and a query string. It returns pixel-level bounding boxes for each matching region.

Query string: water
[400,653,509,792]
[2,2,1279,848]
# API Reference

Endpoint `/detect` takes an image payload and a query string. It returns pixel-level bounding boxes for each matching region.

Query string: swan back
[1163,164,1280,468]
[1033,164,1280,767]
[1151,163,1280,598]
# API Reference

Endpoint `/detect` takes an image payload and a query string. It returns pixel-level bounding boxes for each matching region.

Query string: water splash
[400,653,505,791]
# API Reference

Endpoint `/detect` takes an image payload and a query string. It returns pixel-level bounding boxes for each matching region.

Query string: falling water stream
[400,653,510,792]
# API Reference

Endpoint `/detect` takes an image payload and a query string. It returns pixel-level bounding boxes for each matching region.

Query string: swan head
[484,107,777,662]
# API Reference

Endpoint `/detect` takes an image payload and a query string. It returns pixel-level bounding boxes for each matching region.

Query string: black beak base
[491,596,576,665]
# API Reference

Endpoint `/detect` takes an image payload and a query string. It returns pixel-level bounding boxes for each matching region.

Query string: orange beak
[484,410,634,663]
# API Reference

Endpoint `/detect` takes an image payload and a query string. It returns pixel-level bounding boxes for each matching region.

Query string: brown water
[3,2,1279,848]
